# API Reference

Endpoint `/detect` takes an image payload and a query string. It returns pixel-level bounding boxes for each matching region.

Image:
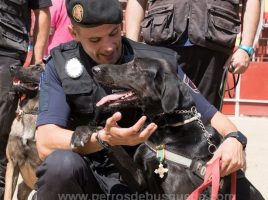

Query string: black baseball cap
[66,0,123,27]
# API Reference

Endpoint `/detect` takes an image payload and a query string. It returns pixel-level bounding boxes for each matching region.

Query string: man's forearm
[210,111,238,137]
[125,0,148,41]
[36,124,103,160]
[240,0,261,46]
[32,8,51,64]
[36,124,73,160]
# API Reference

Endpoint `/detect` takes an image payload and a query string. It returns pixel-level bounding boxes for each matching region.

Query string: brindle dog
[4,65,43,200]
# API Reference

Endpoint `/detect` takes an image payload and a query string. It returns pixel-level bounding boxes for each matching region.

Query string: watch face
[235,131,247,150]
[237,131,247,145]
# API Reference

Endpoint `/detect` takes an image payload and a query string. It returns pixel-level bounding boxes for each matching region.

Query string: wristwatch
[224,131,247,150]
[239,44,254,57]
[96,131,111,150]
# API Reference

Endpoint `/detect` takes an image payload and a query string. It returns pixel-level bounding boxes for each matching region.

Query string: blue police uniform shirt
[37,59,217,128]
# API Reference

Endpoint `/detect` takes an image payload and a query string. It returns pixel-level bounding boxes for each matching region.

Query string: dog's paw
[70,126,95,149]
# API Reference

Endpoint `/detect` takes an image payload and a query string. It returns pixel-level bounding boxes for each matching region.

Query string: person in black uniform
[0,0,51,199]
[125,0,261,110]
[34,0,263,199]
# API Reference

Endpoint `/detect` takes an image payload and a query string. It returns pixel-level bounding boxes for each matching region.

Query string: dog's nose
[10,65,16,71]
[92,66,101,75]
[10,65,20,72]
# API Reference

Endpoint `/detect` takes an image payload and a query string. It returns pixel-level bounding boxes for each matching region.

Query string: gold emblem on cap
[72,4,83,23]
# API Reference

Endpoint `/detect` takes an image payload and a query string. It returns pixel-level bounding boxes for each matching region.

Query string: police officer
[0,0,51,199]
[35,0,262,199]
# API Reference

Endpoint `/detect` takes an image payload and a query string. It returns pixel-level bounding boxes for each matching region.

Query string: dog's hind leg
[17,182,31,200]
[3,151,19,200]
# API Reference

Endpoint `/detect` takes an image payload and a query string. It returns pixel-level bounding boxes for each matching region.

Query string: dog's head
[10,64,44,96]
[93,57,194,115]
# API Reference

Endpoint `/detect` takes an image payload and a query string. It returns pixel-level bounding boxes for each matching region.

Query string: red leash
[187,158,237,200]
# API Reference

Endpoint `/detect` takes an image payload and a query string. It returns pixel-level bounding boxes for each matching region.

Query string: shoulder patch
[183,75,200,94]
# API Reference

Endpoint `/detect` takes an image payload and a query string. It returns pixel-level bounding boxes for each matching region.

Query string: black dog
[91,57,264,200]
[4,65,43,200]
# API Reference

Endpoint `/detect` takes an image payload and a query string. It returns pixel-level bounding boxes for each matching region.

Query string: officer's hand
[207,137,245,177]
[99,112,157,146]
[229,48,251,74]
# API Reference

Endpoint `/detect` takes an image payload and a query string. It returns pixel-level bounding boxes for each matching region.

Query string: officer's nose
[92,66,101,75]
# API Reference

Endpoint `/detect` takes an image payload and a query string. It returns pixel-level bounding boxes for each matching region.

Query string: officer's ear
[68,25,79,42]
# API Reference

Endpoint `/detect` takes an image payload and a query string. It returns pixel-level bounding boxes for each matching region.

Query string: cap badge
[65,58,84,79]
[72,4,84,23]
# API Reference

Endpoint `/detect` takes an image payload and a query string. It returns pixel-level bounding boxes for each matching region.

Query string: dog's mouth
[13,79,39,91]
[96,90,137,107]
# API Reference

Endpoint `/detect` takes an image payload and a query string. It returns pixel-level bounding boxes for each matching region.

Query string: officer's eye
[89,38,101,43]
[110,29,118,36]
[110,27,119,37]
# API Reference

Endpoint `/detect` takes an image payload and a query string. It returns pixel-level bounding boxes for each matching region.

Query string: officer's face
[70,24,122,64]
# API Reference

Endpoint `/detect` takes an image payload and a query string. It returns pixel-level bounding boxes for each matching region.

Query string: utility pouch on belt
[141,3,181,46]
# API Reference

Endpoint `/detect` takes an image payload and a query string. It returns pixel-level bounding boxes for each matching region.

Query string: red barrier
[222,62,268,116]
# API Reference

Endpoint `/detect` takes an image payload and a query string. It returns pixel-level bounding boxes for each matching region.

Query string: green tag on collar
[156,144,165,163]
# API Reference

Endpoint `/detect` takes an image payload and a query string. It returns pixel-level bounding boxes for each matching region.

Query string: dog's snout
[10,65,19,72]
[10,65,22,76]
[92,66,102,75]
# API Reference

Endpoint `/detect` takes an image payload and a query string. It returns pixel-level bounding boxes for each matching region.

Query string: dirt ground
[229,116,268,199]
[12,116,268,199]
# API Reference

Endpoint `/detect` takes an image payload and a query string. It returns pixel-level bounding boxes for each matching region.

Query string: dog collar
[155,106,201,128]
[164,114,200,127]
[17,106,38,119]
[145,141,209,179]
[145,141,192,168]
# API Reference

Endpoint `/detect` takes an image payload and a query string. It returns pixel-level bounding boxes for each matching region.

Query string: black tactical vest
[0,0,30,52]
[50,37,178,128]
[141,0,241,55]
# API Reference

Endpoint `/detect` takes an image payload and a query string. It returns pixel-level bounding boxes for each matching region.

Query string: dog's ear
[160,73,181,113]
[159,62,195,113]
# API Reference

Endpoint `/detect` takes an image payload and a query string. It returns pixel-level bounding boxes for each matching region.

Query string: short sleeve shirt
[177,67,217,124]
[29,0,52,9]
[37,59,71,127]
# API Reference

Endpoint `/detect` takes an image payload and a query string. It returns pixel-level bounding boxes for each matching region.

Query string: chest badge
[65,58,84,79]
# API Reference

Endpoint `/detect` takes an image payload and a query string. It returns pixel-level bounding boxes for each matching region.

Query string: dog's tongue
[96,92,128,107]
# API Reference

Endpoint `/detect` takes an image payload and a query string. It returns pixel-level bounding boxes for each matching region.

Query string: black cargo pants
[35,150,131,200]
[174,45,230,110]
